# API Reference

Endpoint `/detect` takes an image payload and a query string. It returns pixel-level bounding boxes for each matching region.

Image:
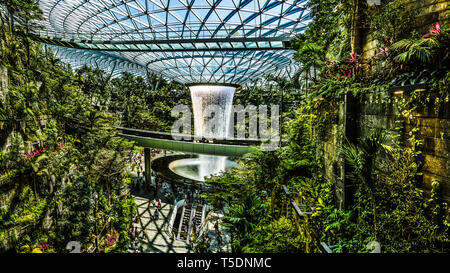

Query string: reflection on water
[169,157,239,182]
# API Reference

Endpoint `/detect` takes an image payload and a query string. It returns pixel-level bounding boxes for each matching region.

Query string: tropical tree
[342,130,385,239]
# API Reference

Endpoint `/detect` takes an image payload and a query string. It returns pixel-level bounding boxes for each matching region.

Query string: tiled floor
[130,196,192,253]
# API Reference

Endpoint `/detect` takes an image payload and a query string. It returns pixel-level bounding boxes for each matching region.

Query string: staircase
[177,204,192,241]
[175,202,205,243]
[187,204,203,242]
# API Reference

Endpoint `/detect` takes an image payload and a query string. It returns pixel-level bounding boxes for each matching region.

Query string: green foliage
[0,4,149,252]
[1,0,449,255]
[242,217,305,253]
[366,0,418,44]
[54,175,95,249]
[391,37,440,64]
[111,197,137,252]
[203,93,449,253]
[107,71,190,132]
[292,0,352,87]
[388,23,449,83]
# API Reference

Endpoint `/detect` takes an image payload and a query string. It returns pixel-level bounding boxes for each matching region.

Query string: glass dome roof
[23,0,312,84]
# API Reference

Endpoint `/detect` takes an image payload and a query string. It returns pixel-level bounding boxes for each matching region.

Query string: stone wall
[323,88,450,208]
[356,88,450,201]
[319,87,450,210]
[313,99,347,209]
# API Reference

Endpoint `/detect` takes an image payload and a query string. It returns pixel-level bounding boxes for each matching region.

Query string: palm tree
[342,130,385,239]
[391,37,439,64]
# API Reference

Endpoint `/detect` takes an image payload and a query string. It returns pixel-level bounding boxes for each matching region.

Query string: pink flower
[423,22,441,38]
[343,70,352,78]
[346,53,358,63]
[345,53,363,70]
[374,47,388,57]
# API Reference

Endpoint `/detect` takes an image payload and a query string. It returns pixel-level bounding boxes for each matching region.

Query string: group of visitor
[130,152,143,171]
[171,184,206,206]
[151,149,162,157]
[129,152,146,191]
[151,198,162,220]
[193,217,201,235]
[128,225,145,253]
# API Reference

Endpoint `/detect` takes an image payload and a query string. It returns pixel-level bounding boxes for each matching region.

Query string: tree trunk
[351,0,365,55]
[25,19,30,71]
[373,201,377,240]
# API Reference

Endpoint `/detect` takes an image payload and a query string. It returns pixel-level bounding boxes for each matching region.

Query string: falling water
[189,85,236,180]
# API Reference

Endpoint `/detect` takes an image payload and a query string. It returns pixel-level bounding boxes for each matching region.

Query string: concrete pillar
[338,92,360,210]
[144,148,151,186]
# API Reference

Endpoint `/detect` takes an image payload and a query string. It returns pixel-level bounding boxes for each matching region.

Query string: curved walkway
[117,127,259,157]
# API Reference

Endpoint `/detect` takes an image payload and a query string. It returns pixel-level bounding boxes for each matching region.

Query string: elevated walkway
[116,127,261,157]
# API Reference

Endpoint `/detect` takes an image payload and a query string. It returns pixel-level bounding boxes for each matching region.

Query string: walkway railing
[115,126,265,146]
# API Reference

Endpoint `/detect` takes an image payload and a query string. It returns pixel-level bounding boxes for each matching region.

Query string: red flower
[346,53,358,63]
[374,47,388,57]
[345,53,363,70]
[423,22,441,38]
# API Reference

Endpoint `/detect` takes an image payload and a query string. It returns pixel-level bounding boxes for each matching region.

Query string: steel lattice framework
[10,0,313,85]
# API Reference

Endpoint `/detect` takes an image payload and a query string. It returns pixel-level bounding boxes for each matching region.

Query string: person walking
[158,199,161,209]
[154,209,159,220]
[134,227,139,238]
[214,221,219,233]
[142,229,147,240]
[217,232,222,247]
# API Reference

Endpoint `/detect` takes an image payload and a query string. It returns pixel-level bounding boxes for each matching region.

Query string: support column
[337,92,360,210]
[144,148,151,187]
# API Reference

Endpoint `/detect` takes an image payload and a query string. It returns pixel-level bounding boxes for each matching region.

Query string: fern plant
[391,37,439,64]
[341,130,385,240]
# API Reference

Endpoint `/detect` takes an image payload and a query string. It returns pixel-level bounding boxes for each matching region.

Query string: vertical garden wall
[363,0,450,58]
[306,0,450,209]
